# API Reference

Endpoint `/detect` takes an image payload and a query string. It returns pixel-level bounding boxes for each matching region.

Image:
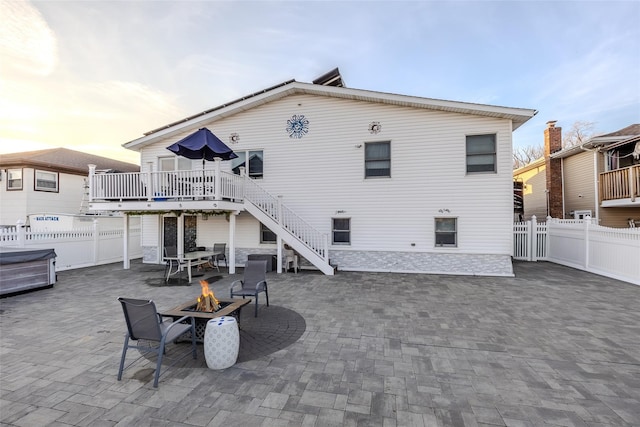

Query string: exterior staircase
[240,175,334,275]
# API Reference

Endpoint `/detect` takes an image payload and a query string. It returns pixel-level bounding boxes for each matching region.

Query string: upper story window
[435,217,457,247]
[159,156,191,171]
[7,168,22,190]
[365,141,391,178]
[35,170,58,192]
[332,218,351,245]
[466,134,496,173]
[232,150,263,179]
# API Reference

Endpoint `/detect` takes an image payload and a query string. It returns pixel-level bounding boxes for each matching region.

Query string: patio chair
[209,243,227,270]
[230,260,269,317]
[117,297,197,388]
[283,247,299,273]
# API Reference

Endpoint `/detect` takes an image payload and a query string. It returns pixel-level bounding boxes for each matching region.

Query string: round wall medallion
[286,114,309,139]
[229,133,240,144]
[368,121,382,134]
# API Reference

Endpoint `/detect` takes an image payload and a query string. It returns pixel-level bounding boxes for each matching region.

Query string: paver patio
[1,260,639,426]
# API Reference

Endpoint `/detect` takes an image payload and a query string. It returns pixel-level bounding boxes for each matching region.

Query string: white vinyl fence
[514,216,640,285]
[0,221,141,272]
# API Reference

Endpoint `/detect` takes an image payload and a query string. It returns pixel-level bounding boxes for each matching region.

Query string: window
[35,170,58,192]
[435,218,457,247]
[332,218,351,245]
[159,156,191,171]
[365,142,391,178]
[232,150,264,178]
[260,223,277,243]
[7,168,22,190]
[466,134,496,173]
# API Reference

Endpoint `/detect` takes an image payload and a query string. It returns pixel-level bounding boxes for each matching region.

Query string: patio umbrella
[166,128,238,163]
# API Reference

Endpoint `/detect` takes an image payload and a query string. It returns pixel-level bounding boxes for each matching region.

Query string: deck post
[146,162,154,201]
[228,211,238,274]
[123,214,130,269]
[214,158,221,200]
[88,164,96,202]
[276,235,283,273]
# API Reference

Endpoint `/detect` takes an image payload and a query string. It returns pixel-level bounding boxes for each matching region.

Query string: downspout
[560,157,566,218]
[593,150,599,223]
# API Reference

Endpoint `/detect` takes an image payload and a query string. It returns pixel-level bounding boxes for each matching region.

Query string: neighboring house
[513,157,547,220]
[0,148,139,228]
[88,69,537,276]
[513,122,640,227]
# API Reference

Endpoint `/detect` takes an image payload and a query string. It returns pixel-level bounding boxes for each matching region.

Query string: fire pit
[160,280,251,342]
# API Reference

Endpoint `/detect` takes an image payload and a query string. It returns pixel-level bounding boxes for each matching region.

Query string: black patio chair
[117,297,197,388]
[230,260,269,317]
[209,243,227,270]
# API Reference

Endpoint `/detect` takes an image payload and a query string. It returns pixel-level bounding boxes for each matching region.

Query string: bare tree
[513,144,544,169]
[563,121,595,148]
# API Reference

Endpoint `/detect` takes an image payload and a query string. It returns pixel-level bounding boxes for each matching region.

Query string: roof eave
[124,81,537,150]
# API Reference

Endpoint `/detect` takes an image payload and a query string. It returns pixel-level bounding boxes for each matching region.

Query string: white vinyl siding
[139,93,515,256]
[563,151,596,219]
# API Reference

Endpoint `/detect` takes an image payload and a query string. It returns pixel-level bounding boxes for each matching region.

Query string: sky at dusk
[1,0,639,165]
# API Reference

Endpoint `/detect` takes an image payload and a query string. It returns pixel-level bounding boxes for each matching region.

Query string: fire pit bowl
[160,298,251,342]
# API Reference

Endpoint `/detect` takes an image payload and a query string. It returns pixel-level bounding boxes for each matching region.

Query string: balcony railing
[599,165,640,202]
[88,167,244,202]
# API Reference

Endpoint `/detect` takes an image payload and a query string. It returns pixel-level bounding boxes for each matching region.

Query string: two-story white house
[0,148,139,228]
[88,69,536,276]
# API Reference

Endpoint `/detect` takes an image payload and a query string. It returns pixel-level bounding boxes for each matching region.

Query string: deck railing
[88,166,329,264]
[599,165,640,202]
[89,167,243,202]
[243,177,329,262]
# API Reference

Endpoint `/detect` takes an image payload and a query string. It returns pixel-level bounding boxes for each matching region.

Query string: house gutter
[593,150,600,223]
[561,157,566,218]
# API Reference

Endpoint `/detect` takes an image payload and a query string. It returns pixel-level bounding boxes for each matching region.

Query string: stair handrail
[236,172,328,261]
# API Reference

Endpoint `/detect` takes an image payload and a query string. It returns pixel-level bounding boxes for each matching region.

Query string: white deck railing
[89,167,329,264]
[243,177,329,261]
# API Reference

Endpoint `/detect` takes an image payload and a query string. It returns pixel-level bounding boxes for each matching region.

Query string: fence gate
[513,216,548,261]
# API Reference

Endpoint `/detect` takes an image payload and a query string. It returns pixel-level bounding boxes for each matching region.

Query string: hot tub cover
[0,247,57,265]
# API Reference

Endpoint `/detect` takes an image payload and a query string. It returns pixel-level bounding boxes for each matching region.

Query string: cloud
[0,0,57,76]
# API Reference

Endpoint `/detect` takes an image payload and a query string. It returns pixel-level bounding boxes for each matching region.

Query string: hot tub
[0,247,57,297]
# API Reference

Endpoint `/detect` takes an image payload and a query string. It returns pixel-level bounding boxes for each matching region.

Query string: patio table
[163,250,220,283]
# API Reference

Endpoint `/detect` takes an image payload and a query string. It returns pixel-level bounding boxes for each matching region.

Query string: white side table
[204,316,239,369]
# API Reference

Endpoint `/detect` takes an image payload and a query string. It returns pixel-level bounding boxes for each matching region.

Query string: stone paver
[1,261,639,426]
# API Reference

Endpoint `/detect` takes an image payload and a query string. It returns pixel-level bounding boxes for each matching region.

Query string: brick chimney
[544,121,564,218]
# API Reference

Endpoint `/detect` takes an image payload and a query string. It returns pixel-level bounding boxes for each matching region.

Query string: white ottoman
[203,316,239,370]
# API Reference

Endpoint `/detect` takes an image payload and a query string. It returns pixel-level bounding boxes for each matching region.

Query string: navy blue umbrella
[166,128,238,162]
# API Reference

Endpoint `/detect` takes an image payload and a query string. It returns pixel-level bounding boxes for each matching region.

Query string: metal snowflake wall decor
[286,114,309,139]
